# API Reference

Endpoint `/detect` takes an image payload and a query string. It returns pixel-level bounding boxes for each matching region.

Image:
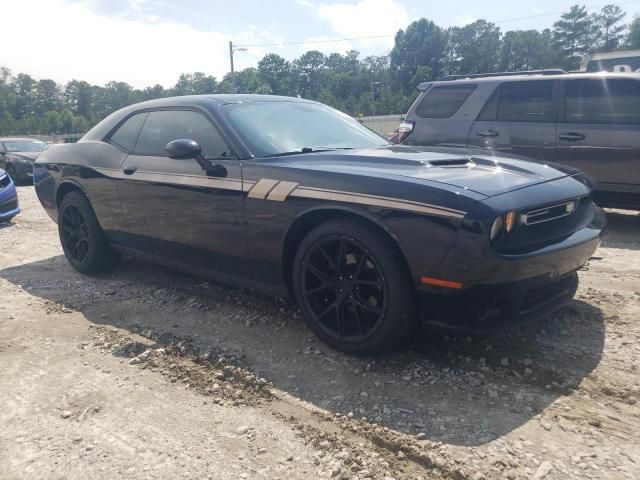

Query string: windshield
[221,101,388,157]
[2,140,48,152]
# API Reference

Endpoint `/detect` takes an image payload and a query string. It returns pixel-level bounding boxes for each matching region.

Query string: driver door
[115,108,249,279]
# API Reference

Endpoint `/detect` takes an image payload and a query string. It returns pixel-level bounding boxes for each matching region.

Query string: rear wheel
[58,192,120,274]
[293,217,416,353]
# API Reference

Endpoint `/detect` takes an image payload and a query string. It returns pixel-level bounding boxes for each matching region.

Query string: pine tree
[553,5,596,69]
[594,4,626,52]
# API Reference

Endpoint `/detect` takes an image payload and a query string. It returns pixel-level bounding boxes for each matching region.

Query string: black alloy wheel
[60,204,90,264]
[293,217,417,353]
[58,191,120,274]
[301,234,388,343]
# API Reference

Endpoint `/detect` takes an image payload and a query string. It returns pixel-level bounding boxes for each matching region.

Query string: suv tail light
[397,120,415,143]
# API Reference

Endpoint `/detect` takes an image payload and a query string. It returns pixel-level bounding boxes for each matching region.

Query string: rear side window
[134,110,232,158]
[415,84,477,118]
[495,81,554,122]
[109,113,147,152]
[565,79,640,124]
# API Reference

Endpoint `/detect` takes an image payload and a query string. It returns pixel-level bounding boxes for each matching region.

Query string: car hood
[7,152,40,161]
[266,145,574,198]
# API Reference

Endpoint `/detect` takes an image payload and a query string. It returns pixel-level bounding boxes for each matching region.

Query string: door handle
[122,165,138,175]
[476,129,499,138]
[559,132,586,142]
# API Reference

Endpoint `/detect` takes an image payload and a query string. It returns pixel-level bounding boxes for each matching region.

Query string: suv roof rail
[434,69,567,81]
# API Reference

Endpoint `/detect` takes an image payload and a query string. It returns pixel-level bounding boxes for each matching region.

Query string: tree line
[1,3,640,135]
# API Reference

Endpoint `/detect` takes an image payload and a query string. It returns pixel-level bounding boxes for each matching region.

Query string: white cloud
[126,0,148,10]
[0,0,274,88]
[231,25,288,70]
[300,36,353,56]
[310,0,409,48]
[455,14,477,26]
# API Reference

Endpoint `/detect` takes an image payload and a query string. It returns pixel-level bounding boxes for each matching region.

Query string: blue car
[0,168,20,223]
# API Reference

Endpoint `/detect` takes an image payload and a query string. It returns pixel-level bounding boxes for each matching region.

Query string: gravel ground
[1,186,639,480]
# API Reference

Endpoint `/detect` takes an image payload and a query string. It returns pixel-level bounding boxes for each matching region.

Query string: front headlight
[490,211,517,241]
[505,211,516,233]
[490,216,503,241]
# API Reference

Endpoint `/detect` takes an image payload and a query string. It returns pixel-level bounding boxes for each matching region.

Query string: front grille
[521,199,578,226]
[0,199,18,214]
[0,175,10,189]
[520,275,574,313]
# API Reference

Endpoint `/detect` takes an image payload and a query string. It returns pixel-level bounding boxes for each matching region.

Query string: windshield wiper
[265,146,356,158]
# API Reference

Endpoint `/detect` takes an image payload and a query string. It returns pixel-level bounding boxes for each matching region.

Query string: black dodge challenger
[34,95,605,352]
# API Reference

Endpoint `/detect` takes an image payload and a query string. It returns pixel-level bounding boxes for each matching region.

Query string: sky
[3,0,640,89]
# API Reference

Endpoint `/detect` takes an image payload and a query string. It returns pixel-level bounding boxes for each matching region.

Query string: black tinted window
[497,81,554,122]
[415,84,477,118]
[110,113,147,151]
[565,79,640,124]
[134,110,232,158]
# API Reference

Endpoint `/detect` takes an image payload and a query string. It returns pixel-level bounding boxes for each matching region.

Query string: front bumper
[0,187,20,221]
[417,207,604,333]
[420,271,579,334]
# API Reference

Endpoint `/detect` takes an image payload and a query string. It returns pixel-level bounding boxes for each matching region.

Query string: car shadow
[602,209,640,250]
[0,254,605,447]
[14,180,34,187]
[0,219,16,229]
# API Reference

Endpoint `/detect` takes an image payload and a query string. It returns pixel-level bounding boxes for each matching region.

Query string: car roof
[207,94,313,104]
[126,94,315,110]
[426,71,640,87]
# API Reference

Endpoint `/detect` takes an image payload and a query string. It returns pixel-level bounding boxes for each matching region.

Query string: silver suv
[400,70,640,210]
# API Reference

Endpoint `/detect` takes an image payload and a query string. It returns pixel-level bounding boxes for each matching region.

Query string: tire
[58,191,120,274]
[292,217,417,353]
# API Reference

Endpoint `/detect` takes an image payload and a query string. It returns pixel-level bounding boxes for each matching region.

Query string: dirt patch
[1,186,639,479]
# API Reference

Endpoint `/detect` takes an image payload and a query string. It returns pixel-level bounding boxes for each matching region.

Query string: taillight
[397,120,415,143]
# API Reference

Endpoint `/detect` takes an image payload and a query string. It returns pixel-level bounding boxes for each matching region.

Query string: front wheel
[58,191,120,274]
[293,217,417,353]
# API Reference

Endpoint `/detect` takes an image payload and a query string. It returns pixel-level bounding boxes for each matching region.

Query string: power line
[234,0,640,48]
[236,49,262,60]
[236,34,394,48]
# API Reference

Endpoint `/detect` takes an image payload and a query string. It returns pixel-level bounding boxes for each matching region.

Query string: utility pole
[229,41,236,93]
[229,41,247,94]
[370,81,381,116]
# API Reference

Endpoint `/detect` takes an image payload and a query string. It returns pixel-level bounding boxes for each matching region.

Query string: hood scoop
[428,158,474,167]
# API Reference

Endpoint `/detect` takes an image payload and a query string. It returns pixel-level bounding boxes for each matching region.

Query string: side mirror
[166,139,201,160]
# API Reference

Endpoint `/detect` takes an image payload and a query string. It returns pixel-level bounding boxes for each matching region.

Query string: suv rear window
[565,78,640,124]
[480,81,554,123]
[415,84,477,118]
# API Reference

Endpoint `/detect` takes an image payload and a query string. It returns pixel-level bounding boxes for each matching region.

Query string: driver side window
[134,110,233,159]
